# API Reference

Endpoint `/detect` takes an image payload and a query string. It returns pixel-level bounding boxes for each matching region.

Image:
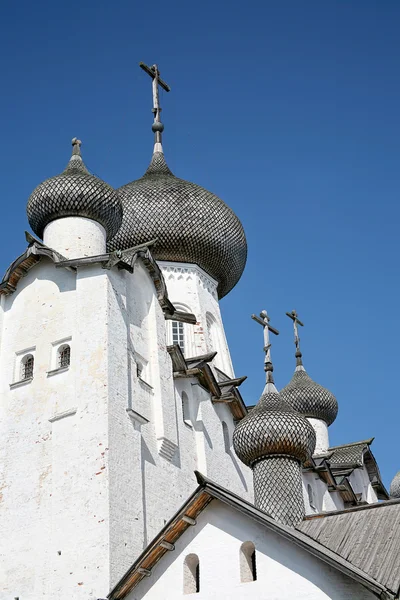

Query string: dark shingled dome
[233,385,316,467]
[27,140,122,240]
[280,368,338,426]
[107,151,247,298]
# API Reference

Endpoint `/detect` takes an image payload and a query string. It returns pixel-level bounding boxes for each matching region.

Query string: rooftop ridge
[302,497,400,520]
[328,437,374,451]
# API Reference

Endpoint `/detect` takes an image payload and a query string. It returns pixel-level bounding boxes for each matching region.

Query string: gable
[124,500,376,600]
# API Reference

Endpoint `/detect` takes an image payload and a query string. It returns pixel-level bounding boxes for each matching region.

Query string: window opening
[21,354,34,380]
[307,483,316,511]
[240,541,257,582]
[172,320,185,355]
[182,391,192,427]
[183,554,200,594]
[58,345,71,368]
[222,421,230,453]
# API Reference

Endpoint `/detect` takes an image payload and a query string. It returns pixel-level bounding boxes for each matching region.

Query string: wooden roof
[298,499,400,597]
[108,473,394,600]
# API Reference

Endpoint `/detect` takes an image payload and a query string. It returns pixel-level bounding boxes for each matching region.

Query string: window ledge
[183,420,193,429]
[126,408,149,425]
[138,377,154,392]
[10,377,33,389]
[47,366,69,377]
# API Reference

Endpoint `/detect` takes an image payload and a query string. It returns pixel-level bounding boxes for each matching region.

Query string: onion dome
[27,138,122,240]
[108,148,247,298]
[390,471,400,499]
[233,310,316,467]
[107,62,246,298]
[233,381,316,467]
[280,311,338,426]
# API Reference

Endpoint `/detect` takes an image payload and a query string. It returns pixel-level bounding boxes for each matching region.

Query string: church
[1,63,399,600]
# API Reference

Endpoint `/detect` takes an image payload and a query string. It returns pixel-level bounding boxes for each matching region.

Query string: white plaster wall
[44,216,106,259]
[302,472,344,515]
[105,262,252,586]
[308,418,330,454]
[0,258,111,599]
[159,261,234,376]
[127,500,376,600]
[349,468,378,504]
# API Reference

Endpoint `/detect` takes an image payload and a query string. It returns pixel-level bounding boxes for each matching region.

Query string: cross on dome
[251,310,279,382]
[71,137,82,156]
[139,62,170,151]
[286,309,304,362]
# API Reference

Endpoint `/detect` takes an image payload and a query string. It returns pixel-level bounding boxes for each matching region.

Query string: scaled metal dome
[27,138,122,240]
[390,471,400,499]
[107,150,247,298]
[280,311,338,426]
[233,384,316,467]
[280,367,338,426]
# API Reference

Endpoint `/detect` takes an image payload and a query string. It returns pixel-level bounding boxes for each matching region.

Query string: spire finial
[251,310,279,383]
[71,137,82,156]
[139,62,171,153]
[286,310,304,367]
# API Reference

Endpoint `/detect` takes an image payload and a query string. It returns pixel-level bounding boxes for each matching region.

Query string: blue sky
[0,1,399,489]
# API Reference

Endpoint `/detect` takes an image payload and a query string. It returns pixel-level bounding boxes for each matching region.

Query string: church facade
[0,64,399,600]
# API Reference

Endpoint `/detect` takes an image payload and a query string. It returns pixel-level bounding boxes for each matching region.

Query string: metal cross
[139,62,170,143]
[285,310,304,353]
[251,310,279,373]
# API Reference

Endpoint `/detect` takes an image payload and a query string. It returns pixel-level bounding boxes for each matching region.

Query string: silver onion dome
[27,138,122,240]
[390,471,400,499]
[107,150,247,298]
[233,383,316,467]
[280,311,338,426]
[280,367,338,426]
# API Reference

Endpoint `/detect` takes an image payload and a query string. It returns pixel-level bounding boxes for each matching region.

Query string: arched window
[58,344,71,368]
[21,354,34,380]
[222,421,230,453]
[182,391,192,427]
[183,554,200,594]
[240,541,257,583]
[307,483,316,512]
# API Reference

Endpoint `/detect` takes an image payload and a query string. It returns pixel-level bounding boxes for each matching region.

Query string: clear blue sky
[0,1,399,489]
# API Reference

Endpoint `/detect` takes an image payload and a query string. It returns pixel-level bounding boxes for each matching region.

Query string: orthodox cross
[251,310,279,376]
[286,310,304,355]
[139,62,170,144]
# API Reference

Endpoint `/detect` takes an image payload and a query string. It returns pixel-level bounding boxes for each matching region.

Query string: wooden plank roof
[298,499,400,596]
[108,473,394,600]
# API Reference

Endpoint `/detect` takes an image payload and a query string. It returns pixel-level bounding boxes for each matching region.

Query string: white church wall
[302,472,344,515]
[349,468,378,504]
[0,259,112,599]
[159,261,234,376]
[308,417,330,453]
[127,499,376,600]
[43,216,106,259]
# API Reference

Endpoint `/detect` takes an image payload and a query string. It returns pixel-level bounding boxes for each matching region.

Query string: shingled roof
[108,473,397,600]
[297,500,400,598]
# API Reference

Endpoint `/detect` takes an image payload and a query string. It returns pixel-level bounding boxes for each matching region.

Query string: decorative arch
[240,541,257,583]
[183,553,200,594]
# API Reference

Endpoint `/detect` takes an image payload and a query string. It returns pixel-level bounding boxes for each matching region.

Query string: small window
[183,554,200,594]
[182,391,192,427]
[307,483,316,512]
[240,541,257,583]
[58,344,71,368]
[172,320,185,355]
[136,361,143,379]
[222,421,230,453]
[21,354,34,380]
